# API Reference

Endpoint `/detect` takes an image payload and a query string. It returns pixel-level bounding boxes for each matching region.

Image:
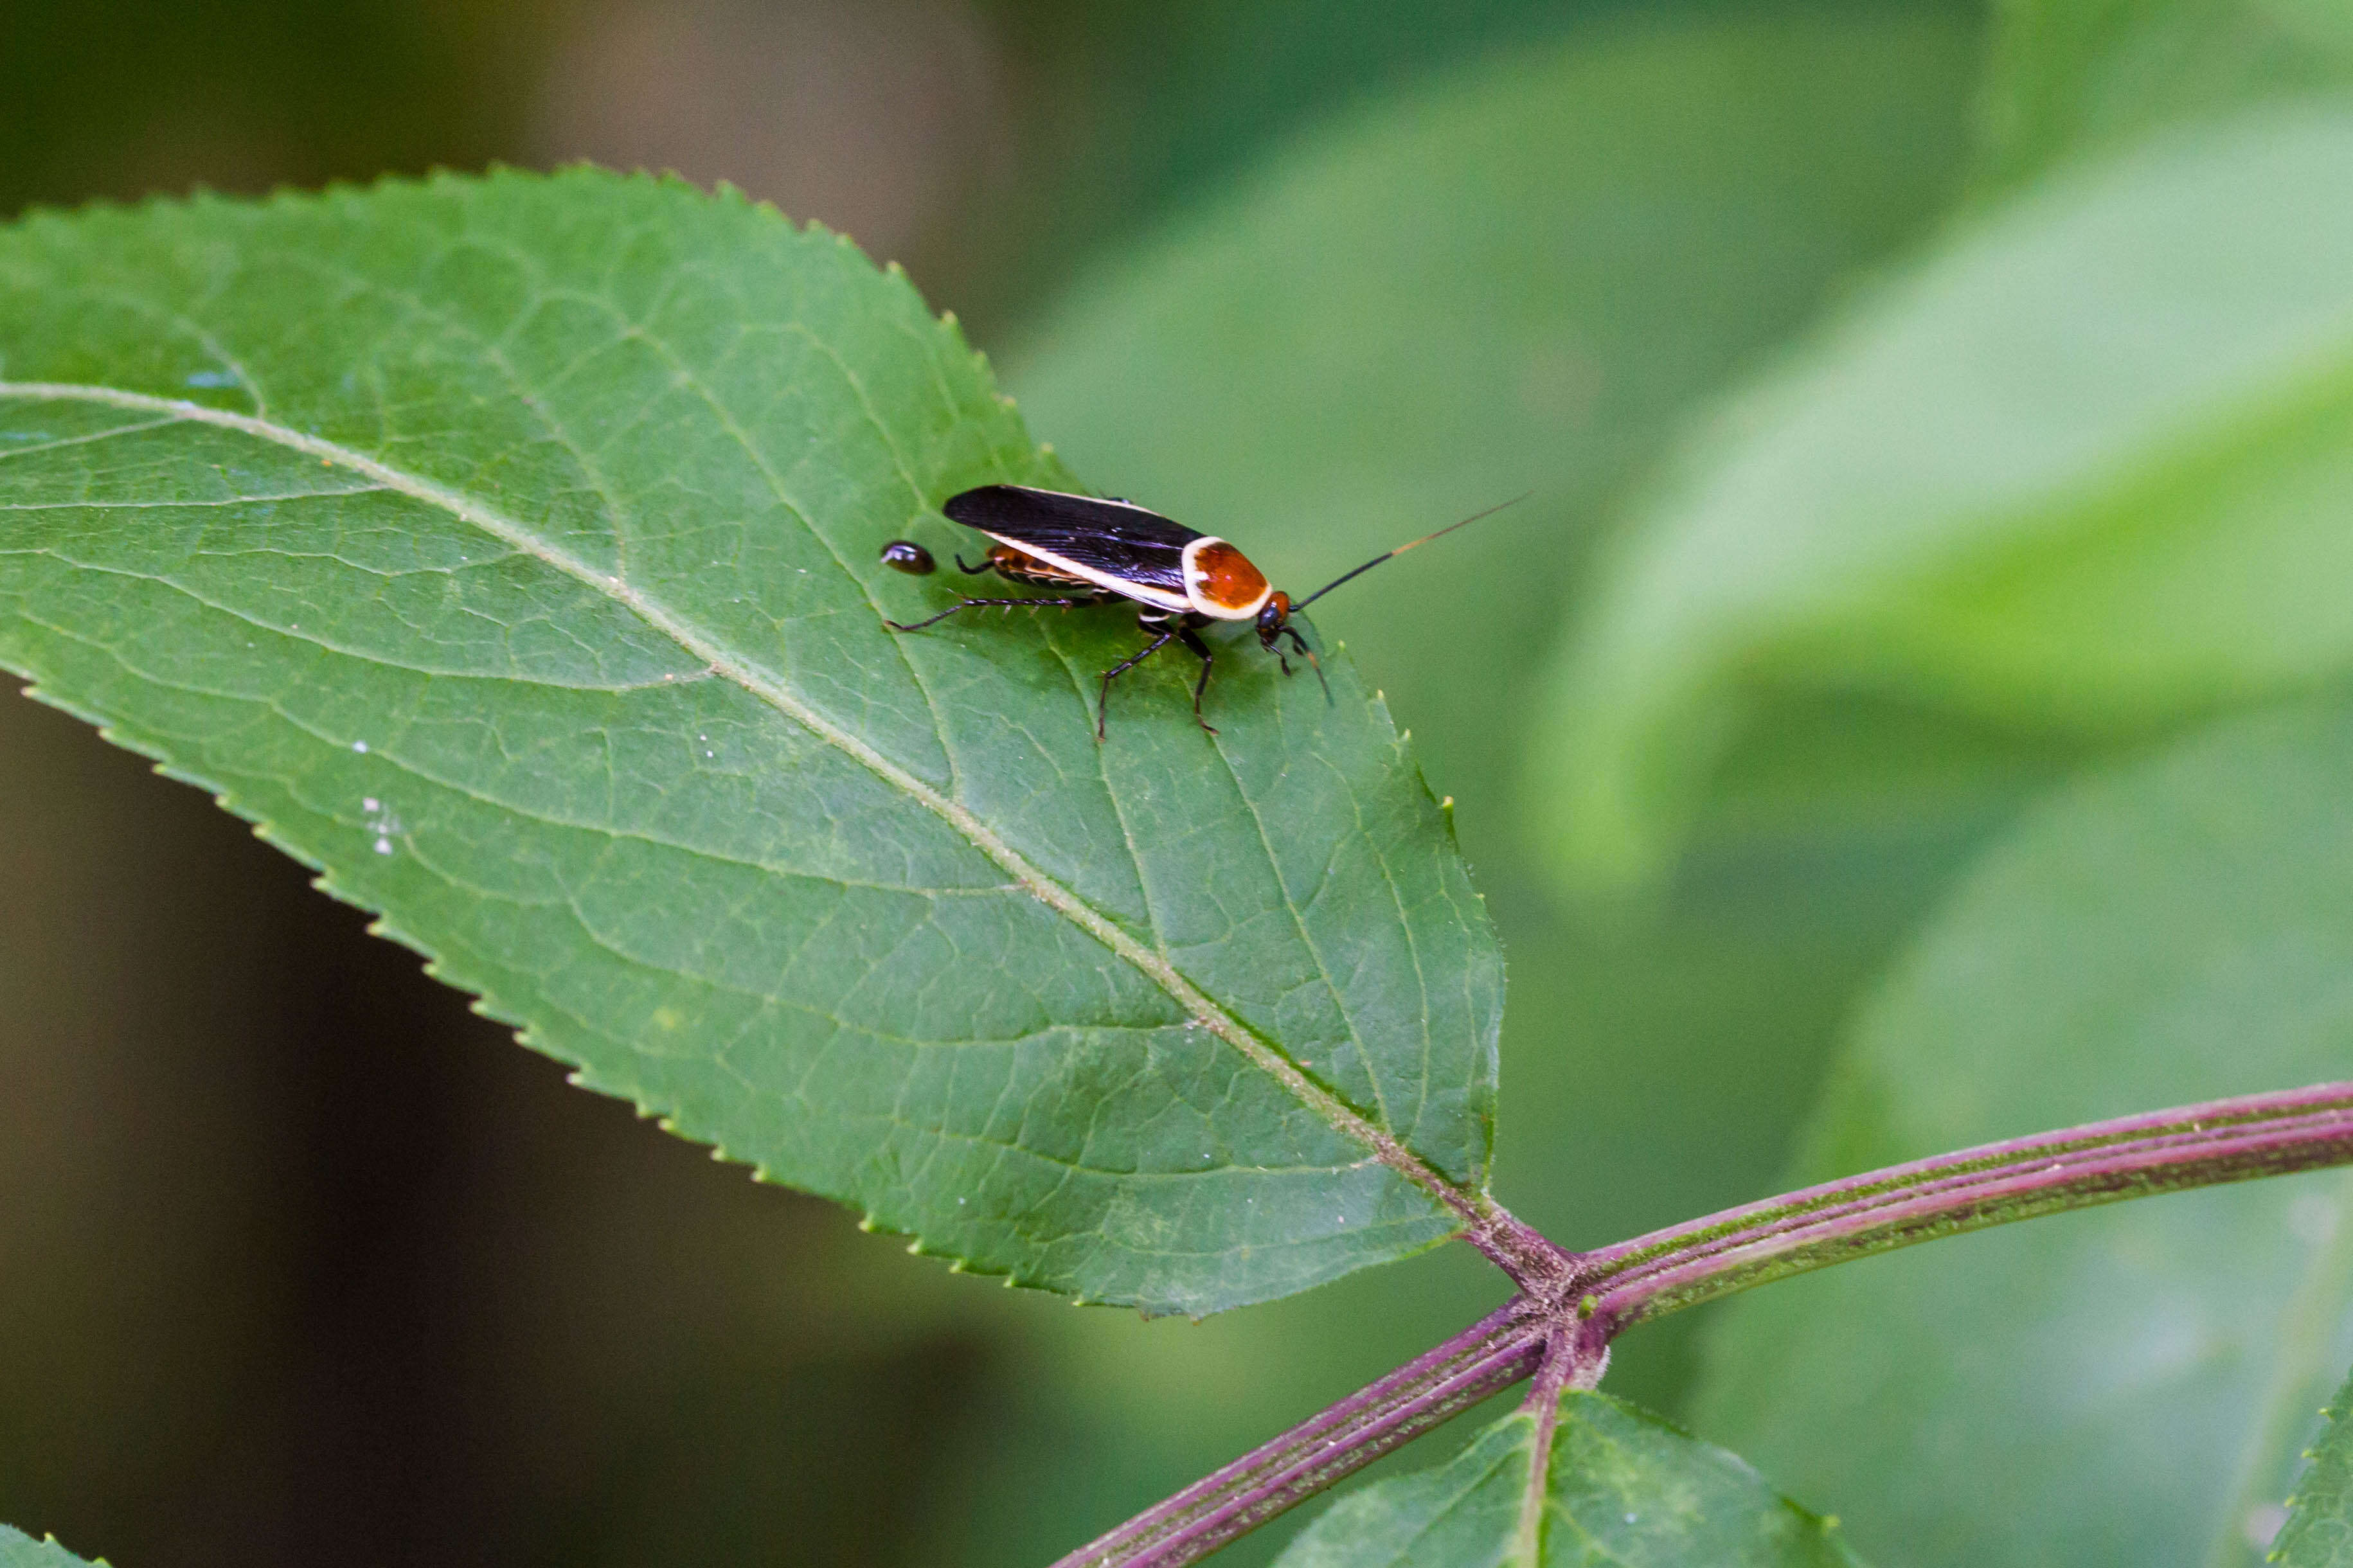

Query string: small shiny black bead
[879,539,936,575]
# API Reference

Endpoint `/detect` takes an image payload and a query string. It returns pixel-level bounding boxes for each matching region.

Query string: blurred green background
[10,1,2353,1565]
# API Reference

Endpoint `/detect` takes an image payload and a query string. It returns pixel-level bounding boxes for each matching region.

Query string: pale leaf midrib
[0,378,1483,1227]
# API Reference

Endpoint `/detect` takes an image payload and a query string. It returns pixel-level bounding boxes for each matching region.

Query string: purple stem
[1577,1081,2353,1328]
[1049,1082,2353,1568]
[1048,1301,1550,1568]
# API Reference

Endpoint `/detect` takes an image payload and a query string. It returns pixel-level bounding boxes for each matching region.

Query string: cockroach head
[1254,591,1293,645]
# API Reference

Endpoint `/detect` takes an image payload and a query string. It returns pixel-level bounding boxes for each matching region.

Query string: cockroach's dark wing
[944,485,1197,596]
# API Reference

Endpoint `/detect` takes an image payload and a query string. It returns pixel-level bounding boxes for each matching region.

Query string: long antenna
[1289,493,1531,612]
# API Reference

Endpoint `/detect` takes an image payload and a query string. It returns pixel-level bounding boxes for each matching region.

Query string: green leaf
[1272,1391,1861,1567]
[1975,0,2353,193]
[1692,703,2353,1567]
[0,1528,100,1568]
[0,169,1505,1318]
[1529,102,2353,886]
[2274,1364,2353,1565]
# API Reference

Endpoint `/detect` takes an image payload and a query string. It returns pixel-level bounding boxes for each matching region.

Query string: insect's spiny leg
[883,600,978,632]
[1097,622,1179,741]
[1177,625,1218,736]
[884,596,1096,632]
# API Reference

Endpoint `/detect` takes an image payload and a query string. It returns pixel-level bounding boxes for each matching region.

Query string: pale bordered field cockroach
[882,485,1521,738]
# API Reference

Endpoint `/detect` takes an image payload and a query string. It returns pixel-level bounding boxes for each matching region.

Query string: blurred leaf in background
[1484,3,2353,1559]
[1973,0,2353,193]
[1694,705,2353,1567]
[1527,100,2353,887]
[0,0,520,215]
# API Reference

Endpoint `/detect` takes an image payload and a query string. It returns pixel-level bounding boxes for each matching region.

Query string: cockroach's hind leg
[1096,623,1179,740]
[1177,625,1219,735]
[886,596,1094,633]
[884,600,975,632]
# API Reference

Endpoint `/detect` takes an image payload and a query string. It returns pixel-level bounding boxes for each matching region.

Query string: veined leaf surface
[0,170,1503,1317]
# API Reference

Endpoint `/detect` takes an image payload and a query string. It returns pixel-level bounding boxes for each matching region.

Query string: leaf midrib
[0,377,1486,1229]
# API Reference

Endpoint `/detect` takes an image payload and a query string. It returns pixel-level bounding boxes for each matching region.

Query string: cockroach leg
[1096,620,1181,740]
[884,596,1097,633]
[1177,625,1217,735]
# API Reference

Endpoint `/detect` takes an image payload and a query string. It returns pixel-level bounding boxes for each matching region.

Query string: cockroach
[879,539,936,575]
[883,485,1519,738]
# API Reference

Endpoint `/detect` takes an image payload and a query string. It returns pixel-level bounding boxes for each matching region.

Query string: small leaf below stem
[2271,1362,2353,1565]
[1271,1391,1860,1568]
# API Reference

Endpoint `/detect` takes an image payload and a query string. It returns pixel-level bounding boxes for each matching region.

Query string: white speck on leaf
[352,740,368,753]
[362,797,379,812]
[2242,1502,2287,1549]
[363,800,403,850]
